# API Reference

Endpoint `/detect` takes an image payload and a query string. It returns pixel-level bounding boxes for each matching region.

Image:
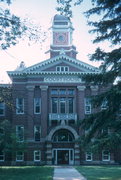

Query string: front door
[57,150,69,164]
[52,149,74,165]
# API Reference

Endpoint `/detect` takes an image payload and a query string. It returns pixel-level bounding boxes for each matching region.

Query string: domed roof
[53,14,69,21]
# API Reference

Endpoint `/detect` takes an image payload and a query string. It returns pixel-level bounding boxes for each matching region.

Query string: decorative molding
[26,85,35,91]
[40,85,48,91]
[77,86,86,91]
[44,77,81,83]
[90,85,98,91]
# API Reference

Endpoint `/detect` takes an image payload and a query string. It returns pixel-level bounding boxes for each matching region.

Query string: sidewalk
[53,166,87,180]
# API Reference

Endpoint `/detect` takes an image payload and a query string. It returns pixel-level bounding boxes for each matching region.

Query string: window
[34,126,41,141]
[56,66,69,72]
[34,98,41,114]
[0,102,5,116]
[0,151,4,161]
[53,129,74,142]
[85,98,91,114]
[16,126,24,142]
[16,151,24,161]
[68,98,74,113]
[101,99,108,110]
[68,89,74,95]
[51,89,58,95]
[52,98,58,113]
[60,98,66,113]
[102,150,110,161]
[59,89,66,95]
[34,150,41,161]
[16,98,24,114]
[86,152,92,161]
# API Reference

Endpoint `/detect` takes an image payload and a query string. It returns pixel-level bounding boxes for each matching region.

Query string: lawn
[76,165,121,180]
[0,166,54,180]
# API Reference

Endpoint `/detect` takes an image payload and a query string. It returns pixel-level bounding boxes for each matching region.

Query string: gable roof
[7,54,100,77]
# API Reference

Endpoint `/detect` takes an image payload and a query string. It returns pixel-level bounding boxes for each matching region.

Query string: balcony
[49,113,77,125]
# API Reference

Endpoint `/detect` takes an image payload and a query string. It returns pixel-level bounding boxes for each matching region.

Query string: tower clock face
[53,32,68,45]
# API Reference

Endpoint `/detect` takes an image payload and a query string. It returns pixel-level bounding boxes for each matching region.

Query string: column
[40,85,48,138]
[26,85,35,141]
[74,142,80,165]
[46,142,52,165]
[77,86,86,120]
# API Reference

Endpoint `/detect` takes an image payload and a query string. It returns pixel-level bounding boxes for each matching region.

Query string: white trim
[16,98,24,114]
[102,150,110,161]
[16,125,24,142]
[34,98,41,114]
[84,98,91,114]
[0,102,5,116]
[16,151,24,162]
[86,152,92,161]
[34,150,41,162]
[52,148,74,165]
[34,126,41,142]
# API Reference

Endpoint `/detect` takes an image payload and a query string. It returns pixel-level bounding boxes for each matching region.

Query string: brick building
[0,14,119,165]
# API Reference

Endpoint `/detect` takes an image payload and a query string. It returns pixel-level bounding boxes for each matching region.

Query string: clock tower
[49,14,78,58]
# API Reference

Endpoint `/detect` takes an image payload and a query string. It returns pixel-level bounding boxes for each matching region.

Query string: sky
[0,0,108,83]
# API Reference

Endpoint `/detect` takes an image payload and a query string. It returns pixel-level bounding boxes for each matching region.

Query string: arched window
[52,129,74,142]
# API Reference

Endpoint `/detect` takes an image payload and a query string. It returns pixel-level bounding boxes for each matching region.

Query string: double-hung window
[16,151,24,161]
[85,98,91,114]
[16,98,24,114]
[102,150,110,161]
[0,102,5,116]
[16,126,24,142]
[52,98,58,113]
[68,98,74,113]
[34,98,41,114]
[0,151,4,161]
[34,150,41,161]
[86,152,92,161]
[60,98,66,113]
[34,126,41,141]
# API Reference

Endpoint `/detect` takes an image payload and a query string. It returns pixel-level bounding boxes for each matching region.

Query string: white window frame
[34,126,41,141]
[101,99,108,110]
[16,125,24,142]
[16,151,24,162]
[34,150,41,161]
[0,102,5,116]
[56,66,69,72]
[85,98,91,114]
[16,98,24,114]
[34,98,41,114]
[0,151,5,161]
[86,152,92,161]
[102,150,110,161]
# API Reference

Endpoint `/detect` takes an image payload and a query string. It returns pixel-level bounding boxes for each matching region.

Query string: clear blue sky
[0,0,108,83]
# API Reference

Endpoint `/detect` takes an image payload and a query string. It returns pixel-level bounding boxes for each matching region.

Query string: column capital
[77,86,86,91]
[40,85,48,91]
[26,85,35,91]
[90,85,98,91]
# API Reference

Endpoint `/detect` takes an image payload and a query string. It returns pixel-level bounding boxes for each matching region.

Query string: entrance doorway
[52,149,74,165]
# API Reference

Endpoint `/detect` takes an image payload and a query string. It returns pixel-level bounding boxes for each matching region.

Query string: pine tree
[56,0,121,150]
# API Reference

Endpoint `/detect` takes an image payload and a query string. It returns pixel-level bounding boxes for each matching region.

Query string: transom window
[51,89,75,95]
[56,66,69,72]
[53,129,74,142]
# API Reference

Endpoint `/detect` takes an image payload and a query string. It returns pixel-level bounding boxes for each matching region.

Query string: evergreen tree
[56,0,121,150]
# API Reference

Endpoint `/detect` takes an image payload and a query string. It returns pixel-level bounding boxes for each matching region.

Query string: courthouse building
[0,14,119,165]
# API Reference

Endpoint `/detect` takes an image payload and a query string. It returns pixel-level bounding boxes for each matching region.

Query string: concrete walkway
[53,166,87,180]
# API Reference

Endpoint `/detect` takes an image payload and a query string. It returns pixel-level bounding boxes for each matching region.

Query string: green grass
[0,166,54,180]
[76,165,121,180]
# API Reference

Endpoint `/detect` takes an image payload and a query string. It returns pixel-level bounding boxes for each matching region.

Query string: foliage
[56,0,121,150]
[0,120,26,157]
[0,0,46,50]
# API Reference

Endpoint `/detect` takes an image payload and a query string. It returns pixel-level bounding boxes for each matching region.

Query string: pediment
[8,54,100,77]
